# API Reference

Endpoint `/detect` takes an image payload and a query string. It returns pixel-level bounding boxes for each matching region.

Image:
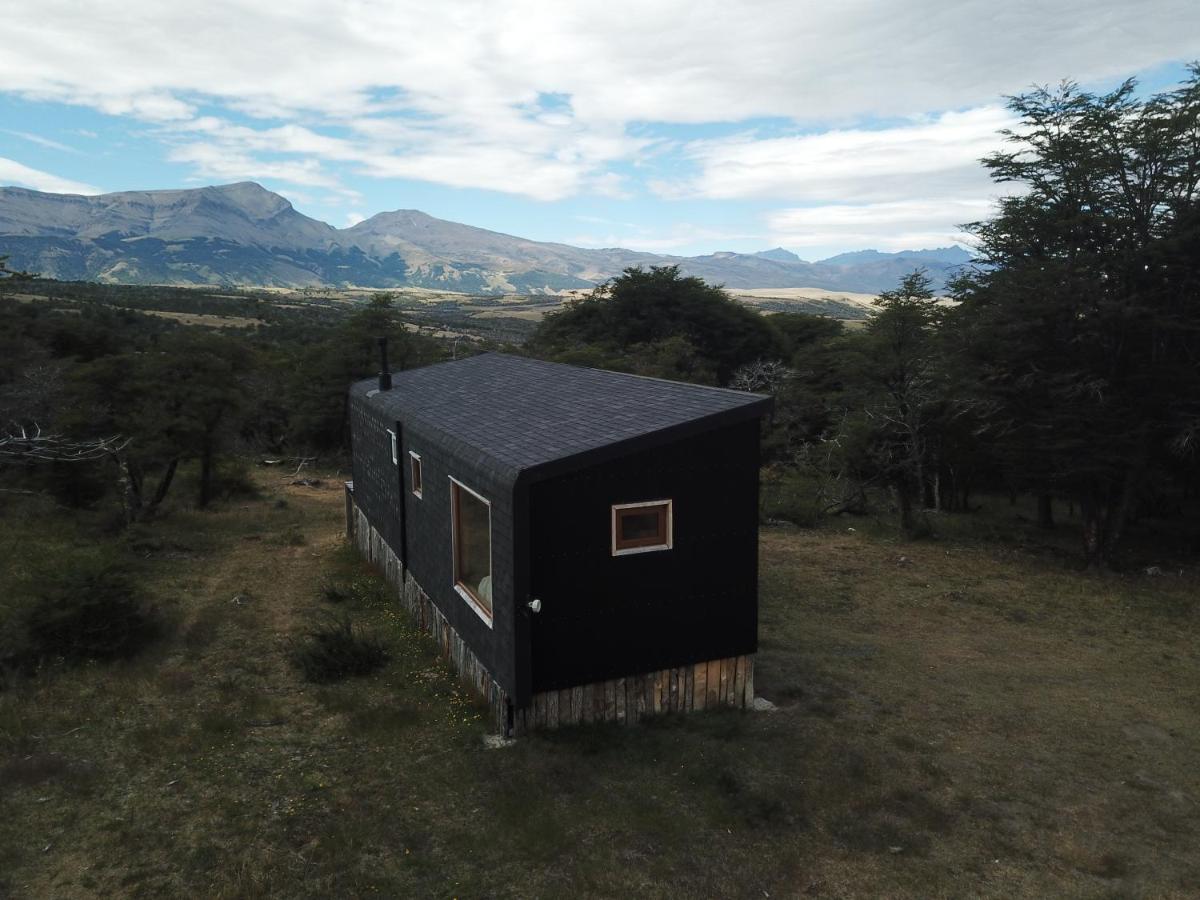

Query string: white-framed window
[450,476,493,626]
[387,429,398,465]
[409,451,423,498]
[612,499,673,556]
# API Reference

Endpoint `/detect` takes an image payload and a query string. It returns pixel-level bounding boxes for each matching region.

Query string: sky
[1,1,1198,261]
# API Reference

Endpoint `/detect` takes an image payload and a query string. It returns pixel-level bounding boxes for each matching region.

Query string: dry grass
[130,309,260,329]
[731,286,879,307]
[1,475,1197,898]
[472,306,557,321]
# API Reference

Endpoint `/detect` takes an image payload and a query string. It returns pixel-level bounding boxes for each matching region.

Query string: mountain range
[0,182,973,294]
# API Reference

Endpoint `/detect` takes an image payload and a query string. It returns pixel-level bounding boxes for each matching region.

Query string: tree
[67,331,254,519]
[955,67,1200,567]
[529,266,784,384]
[850,271,948,535]
[285,295,441,452]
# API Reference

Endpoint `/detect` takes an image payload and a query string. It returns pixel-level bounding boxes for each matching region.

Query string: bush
[33,461,112,509]
[318,574,390,608]
[277,525,307,547]
[176,458,263,506]
[18,564,161,668]
[320,579,353,604]
[216,459,263,500]
[289,614,388,683]
[760,470,824,528]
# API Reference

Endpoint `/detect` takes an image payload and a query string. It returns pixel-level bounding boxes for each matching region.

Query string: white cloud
[3,130,79,154]
[569,223,760,253]
[344,211,366,227]
[0,0,1196,203]
[0,157,100,194]
[165,142,352,194]
[654,107,1019,253]
[4,2,1196,124]
[767,200,992,251]
[660,107,1016,202]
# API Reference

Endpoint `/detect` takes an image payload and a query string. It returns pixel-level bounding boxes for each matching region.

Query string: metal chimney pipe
[377,337,392,391]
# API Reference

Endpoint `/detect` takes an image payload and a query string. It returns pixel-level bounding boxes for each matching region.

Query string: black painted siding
[351,393,519,700]
[387,419,518,700]
[349,393,404,555]
[527,420,760,692]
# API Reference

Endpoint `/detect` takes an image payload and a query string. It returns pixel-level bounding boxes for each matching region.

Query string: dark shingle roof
[353,353,769,483]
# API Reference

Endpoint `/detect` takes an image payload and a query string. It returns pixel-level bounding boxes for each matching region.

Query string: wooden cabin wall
[527,420,760,693]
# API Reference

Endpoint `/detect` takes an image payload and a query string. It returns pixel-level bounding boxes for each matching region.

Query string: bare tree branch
[0,422,129,464]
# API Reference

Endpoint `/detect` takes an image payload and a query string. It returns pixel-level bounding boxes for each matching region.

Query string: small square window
[387,429,398,465]
[612,500,672,556]
[409,451,423,498]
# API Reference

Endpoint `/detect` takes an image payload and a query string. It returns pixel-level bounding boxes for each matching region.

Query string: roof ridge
[446,351,769,401]
[353,353,771,483]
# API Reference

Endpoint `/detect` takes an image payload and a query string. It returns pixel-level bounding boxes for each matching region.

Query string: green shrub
[278,526,307,547]
[760,470,824,527]
[17,564,161,669]
[320,579,353,604]
[289,614,388,683]
[25,567,160,663]
[214,460,262,501]
[319,574,390,608]
[175,458,262,506]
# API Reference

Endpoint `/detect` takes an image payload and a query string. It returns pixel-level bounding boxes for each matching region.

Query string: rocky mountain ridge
[0,182,973,294]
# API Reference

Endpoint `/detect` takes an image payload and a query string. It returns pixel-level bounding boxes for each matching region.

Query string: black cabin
[346,352,770,734]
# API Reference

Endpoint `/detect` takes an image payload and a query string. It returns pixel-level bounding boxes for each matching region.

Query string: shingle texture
[352,353,770,484]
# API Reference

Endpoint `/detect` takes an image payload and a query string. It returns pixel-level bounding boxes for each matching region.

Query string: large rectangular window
[451,478,492,624]
[409,451,423,498]
[612,500,673,556]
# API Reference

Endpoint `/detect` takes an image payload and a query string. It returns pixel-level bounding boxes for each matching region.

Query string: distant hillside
[818,247,972,267]
[754,247,804,263]
[0,182,973,293]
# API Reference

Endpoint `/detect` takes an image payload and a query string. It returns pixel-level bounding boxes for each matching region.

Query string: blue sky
[2,1,1198,260]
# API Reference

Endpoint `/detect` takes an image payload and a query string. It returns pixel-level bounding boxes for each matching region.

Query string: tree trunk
[1103,459,1147,562]
[1037,493,1055,529]
[199,440,214,509]
[1084,427,1150,567]
[112,451,144,525]
[147,458,179,514]
[897,481,916,535]
[914,448,928,510]
[1081,495,1107,570]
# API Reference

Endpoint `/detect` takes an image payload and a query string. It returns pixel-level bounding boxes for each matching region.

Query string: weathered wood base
[347,483,756,737]
[510,655,754,736]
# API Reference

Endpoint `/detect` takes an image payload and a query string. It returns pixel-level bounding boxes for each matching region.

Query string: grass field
[1,471,1198,898]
